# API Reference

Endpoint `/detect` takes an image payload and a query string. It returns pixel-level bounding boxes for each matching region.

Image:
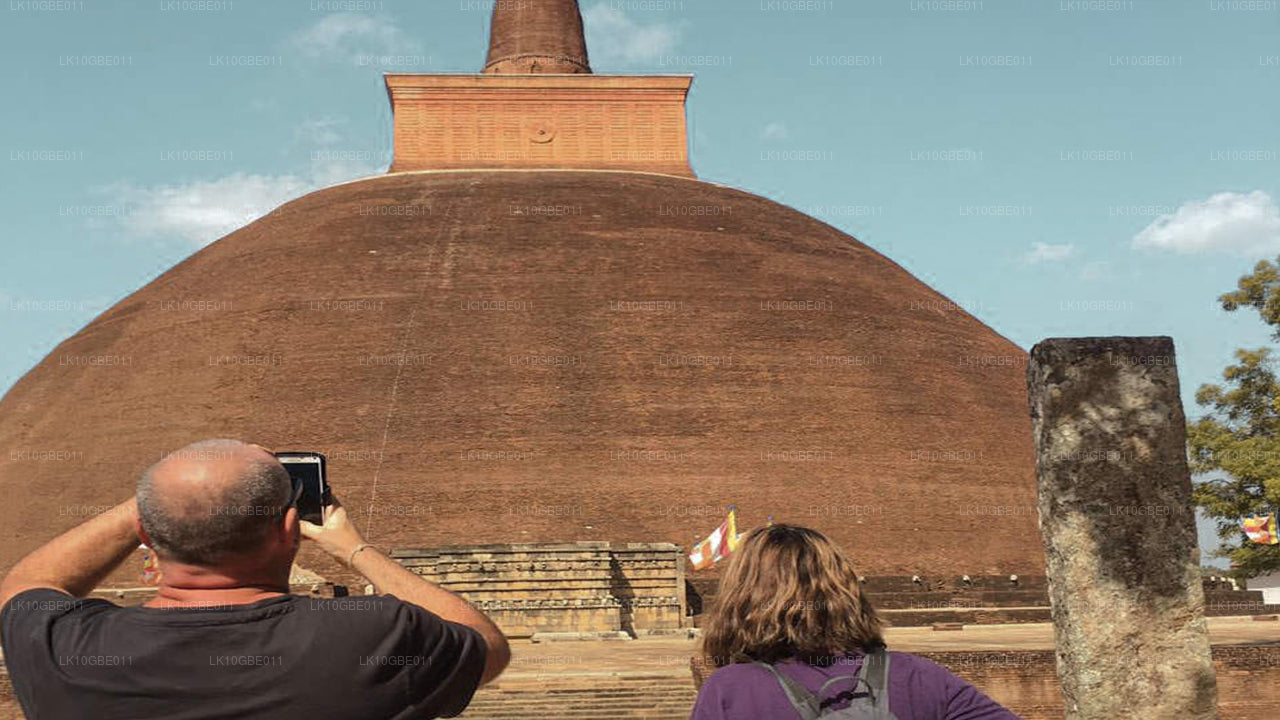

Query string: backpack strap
[758,651,894,718]
[754,663,822,720]
[862,648,892,713]
[817,674,861,698]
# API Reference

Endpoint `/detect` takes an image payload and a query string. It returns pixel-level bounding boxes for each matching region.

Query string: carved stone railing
[390,542,686,638]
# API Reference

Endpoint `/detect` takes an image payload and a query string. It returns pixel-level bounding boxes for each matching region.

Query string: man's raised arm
[0,498,139,608]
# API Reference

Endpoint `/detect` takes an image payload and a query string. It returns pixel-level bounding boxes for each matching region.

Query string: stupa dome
[0,170,1040,582]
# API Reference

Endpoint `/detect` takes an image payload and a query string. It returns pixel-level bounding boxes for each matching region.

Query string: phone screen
[275,452,329,525]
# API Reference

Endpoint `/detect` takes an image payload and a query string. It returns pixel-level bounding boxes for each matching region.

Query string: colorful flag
[1243,514,1279,545]
[688,507,741,571]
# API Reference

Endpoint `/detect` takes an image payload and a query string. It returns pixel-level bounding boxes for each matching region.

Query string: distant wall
[923,646,1280,720]
[1247,571,1280,605]
[391,542,685,638]
[918,651,1061,719]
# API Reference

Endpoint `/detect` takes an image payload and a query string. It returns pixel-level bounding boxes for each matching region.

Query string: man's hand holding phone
[273,451,366,567]
[298,498,367,566]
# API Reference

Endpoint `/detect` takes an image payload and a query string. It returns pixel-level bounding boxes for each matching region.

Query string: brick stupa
[0,0,1043,586]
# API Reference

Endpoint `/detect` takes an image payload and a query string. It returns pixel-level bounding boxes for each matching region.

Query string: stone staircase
[461,673,695,719]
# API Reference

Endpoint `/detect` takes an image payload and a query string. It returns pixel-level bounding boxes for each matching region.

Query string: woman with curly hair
[690,524,1020,720]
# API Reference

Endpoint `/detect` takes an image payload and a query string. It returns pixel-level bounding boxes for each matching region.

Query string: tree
[1188,259,1280,579]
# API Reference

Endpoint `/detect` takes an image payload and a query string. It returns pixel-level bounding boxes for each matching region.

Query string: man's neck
[145,560,290,608]
[146,585,288,608]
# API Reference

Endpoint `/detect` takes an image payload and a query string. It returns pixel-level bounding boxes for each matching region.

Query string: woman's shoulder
[885,650,946,670]
[692,661,801,720]
[699,651,962,698]
[704,660,776,685]
[884,650,964,683]
[706,650,942,676]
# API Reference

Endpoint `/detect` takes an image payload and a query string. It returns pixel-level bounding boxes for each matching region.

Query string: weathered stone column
[1027,336,1217,720]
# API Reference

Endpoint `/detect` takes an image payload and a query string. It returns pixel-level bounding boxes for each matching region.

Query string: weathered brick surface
[0,171,1046,587]
[482,0,591,74]
[385,75,695,177]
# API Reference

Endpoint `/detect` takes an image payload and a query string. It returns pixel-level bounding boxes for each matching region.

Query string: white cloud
[1023,242,1075,264]
[105,157,377,248]
[1132,190,1280,256]
[1079,261,1113,281]
[101,108,383,249]
[108,173,311,247]
[295,116,345,145]
[582,3,681,66]
[762,123,789,141]
[290,13,422,64]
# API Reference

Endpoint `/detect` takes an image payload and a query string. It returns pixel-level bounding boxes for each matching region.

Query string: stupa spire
[483,0,591,74]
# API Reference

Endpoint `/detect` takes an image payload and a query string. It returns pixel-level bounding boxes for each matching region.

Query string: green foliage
[1190,259,1280,578]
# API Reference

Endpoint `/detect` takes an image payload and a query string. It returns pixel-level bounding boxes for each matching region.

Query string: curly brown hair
[699,524,886,668]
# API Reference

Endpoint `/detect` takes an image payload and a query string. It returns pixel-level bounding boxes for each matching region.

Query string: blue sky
[2,0,1279,565]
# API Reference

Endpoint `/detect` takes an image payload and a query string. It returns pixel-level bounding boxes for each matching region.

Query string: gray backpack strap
[863,649,892,713]
[817,674,859,696]
[755,663,822,720]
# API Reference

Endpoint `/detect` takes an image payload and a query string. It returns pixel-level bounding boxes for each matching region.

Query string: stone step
[869,590,1051,609]
[685,576,1053,609]
[460,676,696,720]
[880,603,1280,625]
[696,601,1280,627]
[862,576,1051,593]
[495,683,692,690]
[1207,603,1280,617]
[880,607,1054,626]
[1204,589,1266,600]
[874,589,1271,610]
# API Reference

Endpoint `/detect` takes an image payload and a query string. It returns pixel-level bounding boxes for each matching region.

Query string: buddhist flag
[688,507,741,571]
[1243,514,1279,545]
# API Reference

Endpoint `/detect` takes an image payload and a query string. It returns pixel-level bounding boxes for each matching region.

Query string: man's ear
[282,507,300,546]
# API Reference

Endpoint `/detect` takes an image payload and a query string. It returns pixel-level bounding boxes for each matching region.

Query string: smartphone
[274,452,330,525]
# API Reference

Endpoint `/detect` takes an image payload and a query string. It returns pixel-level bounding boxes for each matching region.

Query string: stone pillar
[1027,336,1217,720]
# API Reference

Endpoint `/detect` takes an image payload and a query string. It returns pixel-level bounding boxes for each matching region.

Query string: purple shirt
[690,651,1022,720]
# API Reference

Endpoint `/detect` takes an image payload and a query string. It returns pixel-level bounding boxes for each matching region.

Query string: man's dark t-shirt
[0,588,487,719]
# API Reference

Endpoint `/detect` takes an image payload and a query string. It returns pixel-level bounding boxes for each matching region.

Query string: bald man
[0,439,510,719]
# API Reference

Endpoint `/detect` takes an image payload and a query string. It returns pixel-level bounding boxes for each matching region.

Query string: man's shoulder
[2,587,115,623]
[296,593,445,620]
[703,660,784,691]
[296,594,403,614]
[292,593,412,629]
[293,593,459,636]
